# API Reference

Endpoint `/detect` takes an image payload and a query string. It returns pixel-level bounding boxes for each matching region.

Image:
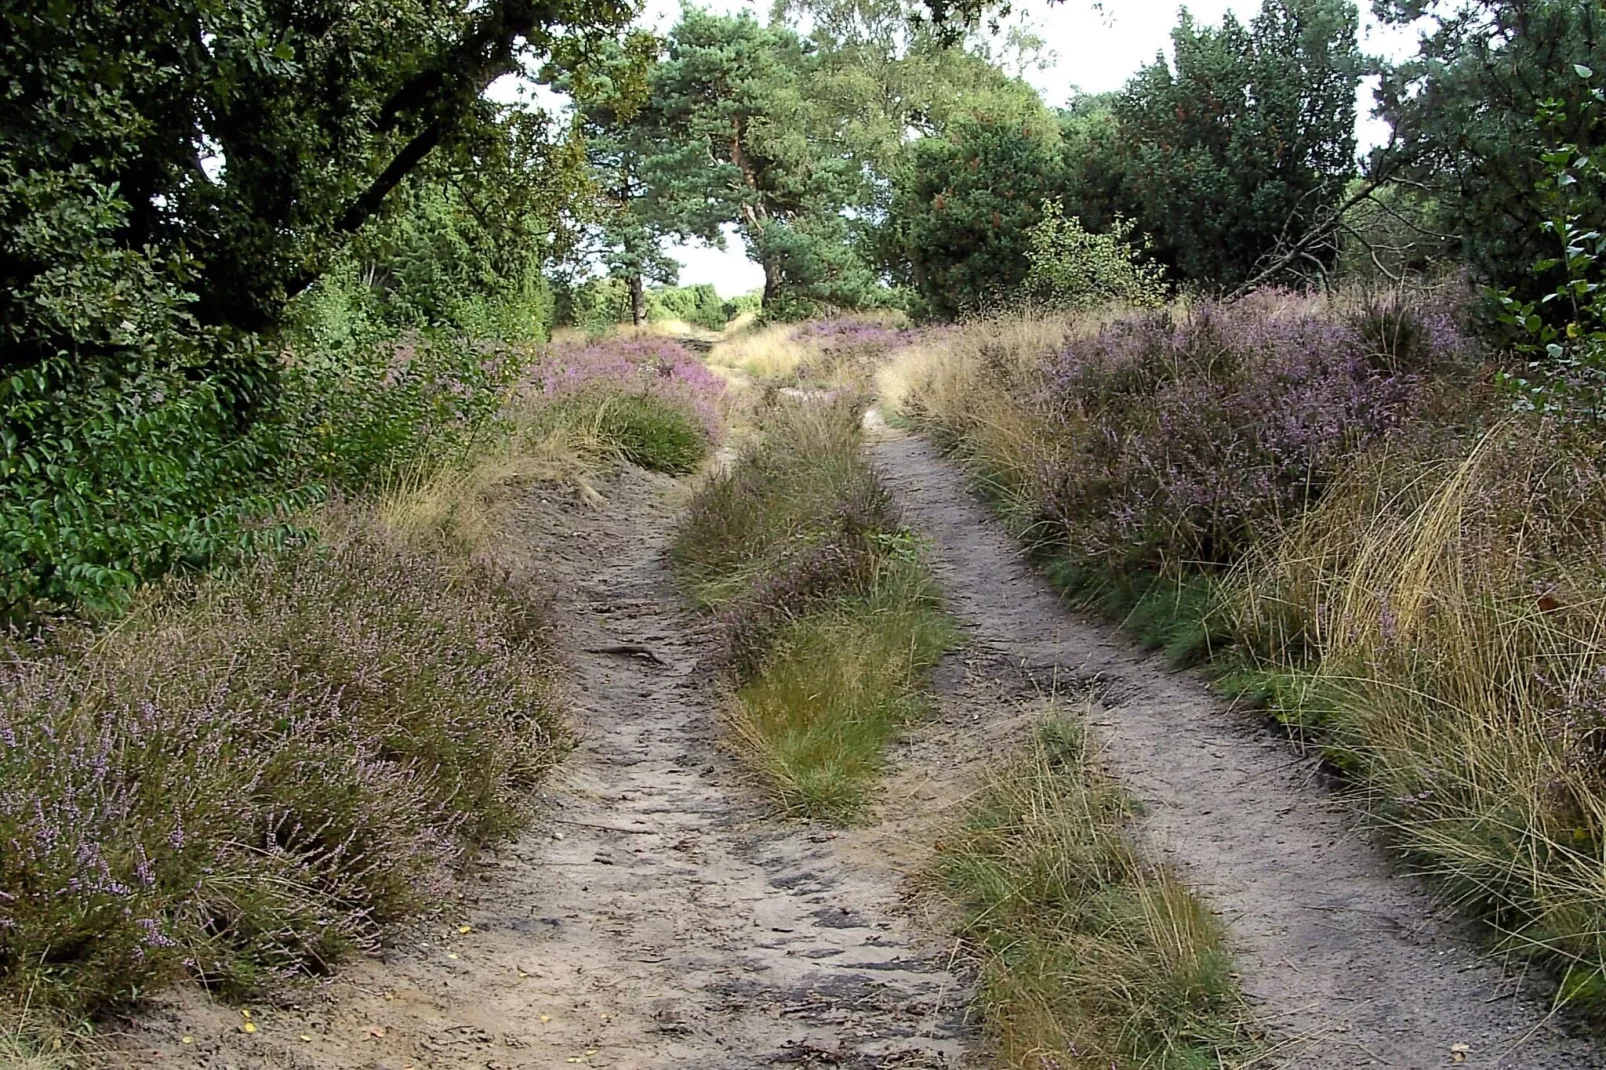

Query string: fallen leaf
[240,1010,252,1020]
[1451,1042,1471,1064]
[458,924,473,934]
[241,1023,256,1035]
[180,1038,193,1045]
[539,1015,551,1024]
[447,952,459,960]
[299,1035,314,1043]
[368,1027,387,1039]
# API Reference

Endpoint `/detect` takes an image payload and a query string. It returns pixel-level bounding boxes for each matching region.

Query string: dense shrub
[537,336,726,445]
[1025,289,1472,571]
[1,330,529,622]
[0,515,564,1014]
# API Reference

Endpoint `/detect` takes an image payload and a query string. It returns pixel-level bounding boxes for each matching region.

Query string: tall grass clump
[670,398,951,817]
[934,717,1263,1069]
[706,313,914,388]
[0,512,564,1017]
[1230,422,1606,1002]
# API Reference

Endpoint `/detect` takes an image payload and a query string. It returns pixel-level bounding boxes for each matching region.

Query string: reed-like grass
[932,715,1265,1069]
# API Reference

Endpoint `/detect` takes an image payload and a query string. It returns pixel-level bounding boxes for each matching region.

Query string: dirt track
[105,429,1606,1070]
[109,467,974,1070]
[869,428,1596,1070]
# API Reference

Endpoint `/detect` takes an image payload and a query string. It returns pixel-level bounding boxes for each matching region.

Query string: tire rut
[869,430,1596,1070]
[107,467,971,1070]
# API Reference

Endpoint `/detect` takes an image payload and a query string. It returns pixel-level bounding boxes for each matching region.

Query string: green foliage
[652,11,880,312]
[885,106,1066,318]
[1493,71,1606,423]
[1024,200,1168,310]
[934,718,1263,1069]
[1376,0,1606,293]
[0,356,306,618]
[1103,0,1365,288]
[0,0,628,619]
[646,283,730,329]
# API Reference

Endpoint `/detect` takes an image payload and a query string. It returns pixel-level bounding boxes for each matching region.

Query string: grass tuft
[933,716,1265,1069]
[671,397,953,819]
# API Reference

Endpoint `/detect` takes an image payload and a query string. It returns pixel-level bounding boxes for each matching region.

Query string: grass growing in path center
[670,398,952,818]
[933,714,1267,1070]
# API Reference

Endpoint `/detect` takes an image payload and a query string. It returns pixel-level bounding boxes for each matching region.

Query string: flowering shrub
[0,515,563,1013]
[786,318,913,380]
[536,337,725,443]
[1028,290,1473,570]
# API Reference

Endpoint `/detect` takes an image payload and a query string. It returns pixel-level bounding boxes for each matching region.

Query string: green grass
[933,717,1266,1070]
[590,393,710,473]
[671,398,954,819]
[729,563,953,817]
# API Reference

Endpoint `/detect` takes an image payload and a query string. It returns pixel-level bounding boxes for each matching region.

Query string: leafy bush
[646,284,729,330]
[1024,200,1167,309]
[1,328,529,622]
[0,513,564,1015]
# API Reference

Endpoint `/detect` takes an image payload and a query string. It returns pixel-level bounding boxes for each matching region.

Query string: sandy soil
[103,467,976,1070]
[868,428,1599,1070]
[97,425,1606,1070]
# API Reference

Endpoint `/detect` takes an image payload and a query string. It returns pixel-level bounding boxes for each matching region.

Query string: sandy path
[109,468,970,1070]
[869,430,1597,1070]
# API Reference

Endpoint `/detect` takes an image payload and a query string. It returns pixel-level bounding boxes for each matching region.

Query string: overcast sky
[579,0,1424,295]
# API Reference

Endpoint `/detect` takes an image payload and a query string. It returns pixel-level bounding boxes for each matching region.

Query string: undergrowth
[933,716,1265,1069]
[891,290,1606,1014]
[670,397,952,818]
[0,512,565,1017]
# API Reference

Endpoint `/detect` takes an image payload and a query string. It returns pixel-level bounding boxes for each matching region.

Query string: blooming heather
[1023,290,1475,570]
[536,337,725,442]
[0,515,564,1013]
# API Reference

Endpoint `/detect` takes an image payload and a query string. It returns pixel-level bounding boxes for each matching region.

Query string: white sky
[523,0,1425,296]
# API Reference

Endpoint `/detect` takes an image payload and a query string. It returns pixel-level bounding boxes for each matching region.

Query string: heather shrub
[536,336,725,444]
[909,289,1476,576]
[0,512,563,1014]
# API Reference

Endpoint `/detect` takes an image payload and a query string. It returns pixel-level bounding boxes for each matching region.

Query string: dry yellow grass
[1230,425,1606,983]
[377,387,623,554]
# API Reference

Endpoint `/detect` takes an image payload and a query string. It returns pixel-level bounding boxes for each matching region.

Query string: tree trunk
[629,273,645,326]
[762,260,782,309]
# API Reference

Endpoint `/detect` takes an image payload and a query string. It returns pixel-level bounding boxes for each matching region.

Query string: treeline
[566,0,1606,318]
